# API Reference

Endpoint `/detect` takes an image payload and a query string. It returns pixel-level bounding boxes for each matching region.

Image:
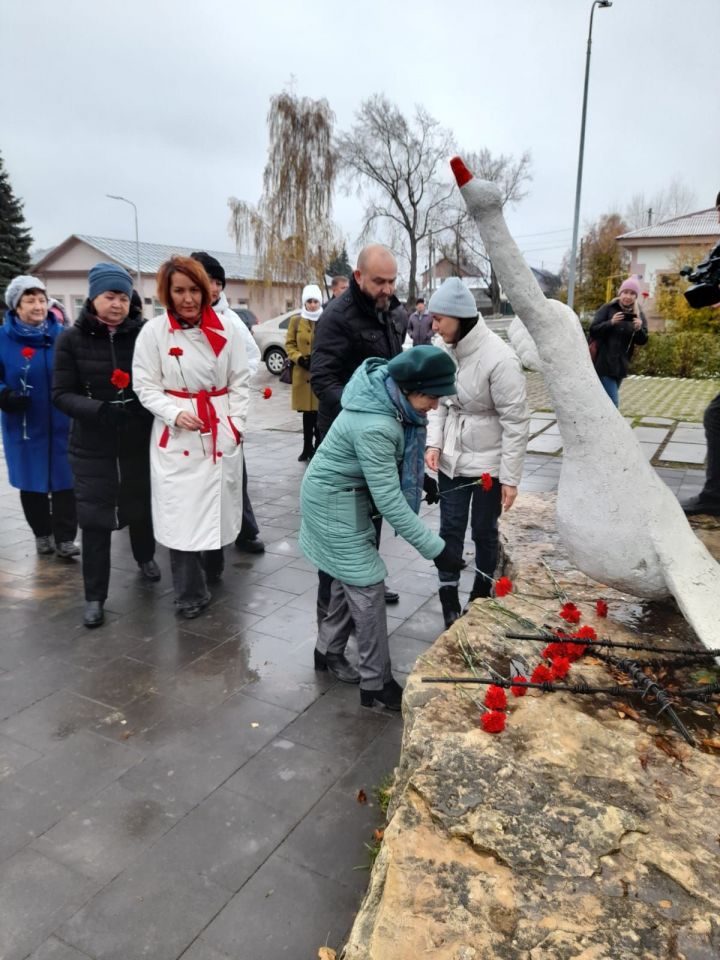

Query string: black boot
[360,678,403,711]
[468,573,491,603]
[83,600,104,629]
[439,585,461,628]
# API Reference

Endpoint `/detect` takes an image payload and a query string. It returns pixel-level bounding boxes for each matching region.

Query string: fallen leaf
[373,828,384,842]
[658,900,672,909]
[120,730,134,740]
[614,702,642,722]
[701,738,720,751]
[318,949,336,960]
[356,789,367,804]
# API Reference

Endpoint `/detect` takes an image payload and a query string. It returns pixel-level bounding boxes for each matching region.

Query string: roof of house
[33,234,261,280]
[618,208,720,242]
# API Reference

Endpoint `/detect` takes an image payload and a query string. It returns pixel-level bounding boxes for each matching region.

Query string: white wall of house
[624,241,712,295]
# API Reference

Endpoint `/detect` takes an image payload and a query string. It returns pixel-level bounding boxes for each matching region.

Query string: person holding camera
[588,276,648,407]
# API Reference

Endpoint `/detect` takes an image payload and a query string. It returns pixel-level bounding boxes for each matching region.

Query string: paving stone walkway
[0,367,706,960]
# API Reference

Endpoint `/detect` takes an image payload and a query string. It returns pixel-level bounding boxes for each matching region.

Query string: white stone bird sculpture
[449,156,720,651]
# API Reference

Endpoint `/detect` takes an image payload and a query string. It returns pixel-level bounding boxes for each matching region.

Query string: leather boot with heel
[439,585,461,629]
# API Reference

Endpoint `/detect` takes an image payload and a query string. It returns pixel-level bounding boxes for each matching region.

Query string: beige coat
[285,314,318,412]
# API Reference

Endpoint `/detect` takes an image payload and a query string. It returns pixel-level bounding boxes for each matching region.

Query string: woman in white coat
[133,256,249,618]
[424,278,529,627]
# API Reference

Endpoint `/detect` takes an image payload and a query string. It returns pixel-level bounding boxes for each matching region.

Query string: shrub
[630,332,720,379]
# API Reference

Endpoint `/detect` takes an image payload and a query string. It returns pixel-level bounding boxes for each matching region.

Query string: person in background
[132,256,249,619]
[53,263,159,628]
[301,346,461,707]
[190,252,264,576]
[285,283,322,461]
[0,275,77,557]
[425,278,529,628]
[328,275,349,301]
[407,297,434,346]
[588,276,648,407]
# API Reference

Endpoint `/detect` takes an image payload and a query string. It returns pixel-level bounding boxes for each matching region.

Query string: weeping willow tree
[228,92,337,285]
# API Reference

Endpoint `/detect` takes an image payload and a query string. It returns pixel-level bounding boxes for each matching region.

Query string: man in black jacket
[310,245,407,653]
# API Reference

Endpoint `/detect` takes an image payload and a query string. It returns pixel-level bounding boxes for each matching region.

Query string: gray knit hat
[428,277,477,318]
[5,275,46,312]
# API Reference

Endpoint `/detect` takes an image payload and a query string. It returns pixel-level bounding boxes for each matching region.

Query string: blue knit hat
[387,345,457,396]
[88,262,133,300]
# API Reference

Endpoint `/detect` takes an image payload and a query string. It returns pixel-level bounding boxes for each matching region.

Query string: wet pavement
[0,368,706,960]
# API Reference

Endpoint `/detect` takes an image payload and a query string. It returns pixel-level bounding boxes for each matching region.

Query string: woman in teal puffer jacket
[299,346,462,710]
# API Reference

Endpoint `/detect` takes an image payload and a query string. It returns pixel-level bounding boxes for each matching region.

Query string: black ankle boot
[439,585,461,628]
[468,574,491,603]
[360,678,403,711]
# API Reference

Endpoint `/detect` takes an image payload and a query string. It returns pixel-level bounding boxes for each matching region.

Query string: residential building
[31,235,303,322]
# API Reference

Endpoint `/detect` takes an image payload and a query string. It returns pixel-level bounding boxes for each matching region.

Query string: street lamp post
[567,0,612,311]
[106,194,142,294]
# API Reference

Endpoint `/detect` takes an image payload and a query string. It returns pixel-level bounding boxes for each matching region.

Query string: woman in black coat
[589,276,649,407]
[53,263,159,628]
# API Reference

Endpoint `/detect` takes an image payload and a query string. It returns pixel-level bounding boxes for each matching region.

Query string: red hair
[156,256,212,311]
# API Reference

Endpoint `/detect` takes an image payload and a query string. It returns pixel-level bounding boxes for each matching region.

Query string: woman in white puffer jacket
[424,278,529,627]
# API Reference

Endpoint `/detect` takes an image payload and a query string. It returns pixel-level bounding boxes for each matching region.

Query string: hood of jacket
[340,356,398,418]
[75,304,144,338]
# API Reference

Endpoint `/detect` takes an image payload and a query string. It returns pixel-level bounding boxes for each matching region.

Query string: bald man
[310,245,408,634]
[311,244,407,437]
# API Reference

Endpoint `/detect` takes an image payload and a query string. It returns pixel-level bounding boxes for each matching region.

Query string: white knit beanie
[428,277,477,318]
[5,275,46,312]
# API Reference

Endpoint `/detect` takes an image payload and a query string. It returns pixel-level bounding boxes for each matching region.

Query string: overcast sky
[3,0,718,276]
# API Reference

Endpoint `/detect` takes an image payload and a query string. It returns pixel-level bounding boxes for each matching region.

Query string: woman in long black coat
[589,276,648,407]
[53,263,159,628]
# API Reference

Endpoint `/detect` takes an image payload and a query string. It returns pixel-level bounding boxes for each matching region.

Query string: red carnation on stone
[481,710,506,733]
[168,347,184,357]
[494,576,513,598]
[559,602,581,624]
[542,642,567,661]
[484,685,507,711]
[110,368,130,389]
[573,624,597,641]
[595,599,608,618]
[21,346,36,360]
[511,675,529,697]
[480,473,493,492]
[550,656,571,680]
[530,664,553,685]
[262,387,272,399]
[565,643,587,661]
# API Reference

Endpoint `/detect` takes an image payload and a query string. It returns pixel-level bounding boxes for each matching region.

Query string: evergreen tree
[326,244,352,278]
[0,152,33,305]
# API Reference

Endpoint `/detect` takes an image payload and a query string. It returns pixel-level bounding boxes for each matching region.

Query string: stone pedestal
[342,496,720,960]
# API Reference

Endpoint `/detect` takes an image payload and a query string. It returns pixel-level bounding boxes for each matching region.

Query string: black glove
[0,389,31,413]
[433,541,464,573]
[423,473,439,505]
[100,402,130,427]
[297,355,311,370]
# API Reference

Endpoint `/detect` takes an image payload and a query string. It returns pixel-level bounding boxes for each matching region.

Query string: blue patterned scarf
[384,377,427,513]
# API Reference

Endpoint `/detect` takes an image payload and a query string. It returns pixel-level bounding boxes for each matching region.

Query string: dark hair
[716,191,720,208]
[190,251,225,287]
[331,275,349,289]
[157,256,212,311]
[415,298,425,305]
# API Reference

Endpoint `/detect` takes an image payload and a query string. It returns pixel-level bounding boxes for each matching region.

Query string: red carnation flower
[168,347,184,357]
[21,346,36,360]
[559,602,581,624]
[511,675,528,697]
[565,642,587,661]
[530,664,553,685]
[484,685,507,711]
[595,599,608,618]
[262,387,272,399]
[573,624,597,641]
[480,473,493,492]
[494,576,513,598]
[550,656,571,680]
[481,710,506,733]
[542,642,567,661]
[110,368,130,389]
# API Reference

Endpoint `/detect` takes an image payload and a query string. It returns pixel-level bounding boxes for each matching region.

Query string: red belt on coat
[165,387,229,463]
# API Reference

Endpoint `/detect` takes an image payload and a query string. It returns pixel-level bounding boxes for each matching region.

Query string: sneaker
[56,541,80,559]
[35,535,55,555]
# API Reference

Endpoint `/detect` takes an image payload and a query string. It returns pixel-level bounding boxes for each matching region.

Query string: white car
[252,310,297,375]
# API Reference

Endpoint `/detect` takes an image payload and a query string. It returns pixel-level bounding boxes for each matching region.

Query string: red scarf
[167,306,227,356]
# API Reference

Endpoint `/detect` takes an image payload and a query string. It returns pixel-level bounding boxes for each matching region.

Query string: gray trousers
[169,549,210,609]
[317,579,392,691]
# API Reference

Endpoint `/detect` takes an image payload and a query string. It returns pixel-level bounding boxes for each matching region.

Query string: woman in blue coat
[0,275,77,556]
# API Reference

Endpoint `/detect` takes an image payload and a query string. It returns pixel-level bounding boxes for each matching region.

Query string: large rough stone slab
[343,496,720,960]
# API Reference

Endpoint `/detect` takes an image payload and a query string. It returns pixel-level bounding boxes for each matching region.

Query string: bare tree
[440,149,532,314]
[336,95,456,302]
[624,178,697,230]
[228,92,337,285]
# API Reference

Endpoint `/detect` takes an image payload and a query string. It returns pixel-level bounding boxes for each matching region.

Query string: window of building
[73,297,85,319]
[152,298,164,316]
[285,300,294,310]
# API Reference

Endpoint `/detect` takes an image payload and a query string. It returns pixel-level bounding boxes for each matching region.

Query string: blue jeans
[438,471,502,591]
[599,376,620,407]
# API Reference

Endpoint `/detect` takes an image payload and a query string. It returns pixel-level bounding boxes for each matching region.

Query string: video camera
[680,241,720,309]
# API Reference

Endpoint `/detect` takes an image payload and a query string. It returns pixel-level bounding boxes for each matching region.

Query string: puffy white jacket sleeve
[488,356,529,487]
[426,400,449,450]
